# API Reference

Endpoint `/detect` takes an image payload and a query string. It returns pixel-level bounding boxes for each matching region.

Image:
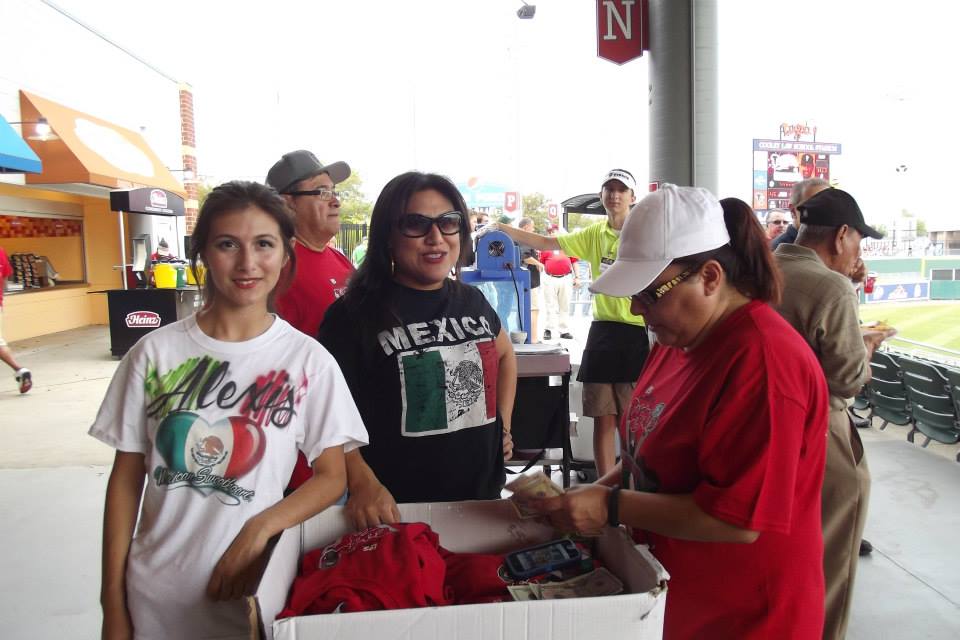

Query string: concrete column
[648,0,718,193]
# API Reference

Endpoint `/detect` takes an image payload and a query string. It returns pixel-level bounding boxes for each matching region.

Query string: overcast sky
[44,0,960,228]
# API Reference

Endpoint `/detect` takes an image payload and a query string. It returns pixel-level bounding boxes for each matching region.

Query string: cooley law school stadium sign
[597,0,649,65]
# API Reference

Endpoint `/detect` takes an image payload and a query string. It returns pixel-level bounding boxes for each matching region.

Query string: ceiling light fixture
[9,116,59,141]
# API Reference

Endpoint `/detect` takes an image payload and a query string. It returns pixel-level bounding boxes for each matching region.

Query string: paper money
[562,567,624,597]
[506,472,564,518]
[537,568,624,599]
[507,585,539,601]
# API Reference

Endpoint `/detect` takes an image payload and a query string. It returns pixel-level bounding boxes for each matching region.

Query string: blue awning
[0,114,42,174]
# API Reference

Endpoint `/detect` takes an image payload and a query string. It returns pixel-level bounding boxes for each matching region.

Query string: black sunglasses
[631,267,696,307]
[397,211,463,238]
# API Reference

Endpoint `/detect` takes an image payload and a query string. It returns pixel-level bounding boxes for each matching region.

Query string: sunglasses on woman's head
[397,211,463,238]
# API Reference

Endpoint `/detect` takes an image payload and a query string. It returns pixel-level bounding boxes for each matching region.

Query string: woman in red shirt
[534,185,829,639]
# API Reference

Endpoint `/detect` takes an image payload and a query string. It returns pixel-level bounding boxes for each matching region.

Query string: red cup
[864,273,877,295]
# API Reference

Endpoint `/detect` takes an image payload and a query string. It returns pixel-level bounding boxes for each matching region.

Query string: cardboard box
[253,500,668,640]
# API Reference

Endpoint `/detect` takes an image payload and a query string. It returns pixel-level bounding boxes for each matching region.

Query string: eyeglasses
[631,267,696,307]
[397,211,463,238]
[286,188,340,200]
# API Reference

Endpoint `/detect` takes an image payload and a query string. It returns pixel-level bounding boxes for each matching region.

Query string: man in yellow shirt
[482,170,648,477]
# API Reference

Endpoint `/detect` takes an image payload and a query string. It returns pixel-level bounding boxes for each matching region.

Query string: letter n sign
[597,0,649,65]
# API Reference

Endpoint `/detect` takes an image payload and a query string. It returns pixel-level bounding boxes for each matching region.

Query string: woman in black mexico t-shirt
[319,171,517,528]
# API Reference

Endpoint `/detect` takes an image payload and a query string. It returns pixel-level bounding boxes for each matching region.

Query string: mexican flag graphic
[398,339,498,436]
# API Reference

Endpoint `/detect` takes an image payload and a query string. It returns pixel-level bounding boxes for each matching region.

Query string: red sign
[547,204,559,219]
[648,181,660,192]
[504,192,519,213]
[597,0,648,65]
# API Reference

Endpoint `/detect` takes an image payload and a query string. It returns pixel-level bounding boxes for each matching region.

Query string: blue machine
[460,231,532,342]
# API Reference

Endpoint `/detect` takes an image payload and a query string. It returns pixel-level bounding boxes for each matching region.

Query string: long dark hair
[342,171,470,328]
[672,197,782,304]
[189,180,296,309]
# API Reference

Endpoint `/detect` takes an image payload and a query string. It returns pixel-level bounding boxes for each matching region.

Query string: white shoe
[15,368,32,394]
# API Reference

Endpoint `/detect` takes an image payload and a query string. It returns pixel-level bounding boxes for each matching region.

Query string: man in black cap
[267,150,355,491]
[772,177,830,250]
[772,188,896,640]
[266,149,353,339]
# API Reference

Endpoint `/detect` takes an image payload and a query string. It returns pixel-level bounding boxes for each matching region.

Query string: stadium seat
[866,351,910,430]
[898,357,960,450]
[945,367,960,417]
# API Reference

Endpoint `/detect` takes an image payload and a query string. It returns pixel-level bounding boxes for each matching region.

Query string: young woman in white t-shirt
[92,181,368,639]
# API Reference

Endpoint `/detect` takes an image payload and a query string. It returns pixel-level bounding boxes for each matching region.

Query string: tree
[521,192,550,232]
[337,171,373,224]
[196,181,214,209]
[566,212,600,231]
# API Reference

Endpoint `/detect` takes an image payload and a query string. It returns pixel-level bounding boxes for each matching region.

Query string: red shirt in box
[280,523,451,617]
[623,301,828,639]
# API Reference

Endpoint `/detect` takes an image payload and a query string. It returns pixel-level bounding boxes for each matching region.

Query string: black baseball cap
[266,150,350,194]
[797,188,883,239]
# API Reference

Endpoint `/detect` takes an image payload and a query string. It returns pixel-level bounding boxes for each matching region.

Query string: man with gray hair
[773,188,895,640]
[771,177,830,250]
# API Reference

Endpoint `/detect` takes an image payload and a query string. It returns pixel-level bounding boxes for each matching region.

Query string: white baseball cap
[601,168,637,192]
[590,184,729,297]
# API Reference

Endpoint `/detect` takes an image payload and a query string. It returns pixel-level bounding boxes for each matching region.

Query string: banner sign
[504,192,519,213]
[597,0,648,65]
[865,280,930,303]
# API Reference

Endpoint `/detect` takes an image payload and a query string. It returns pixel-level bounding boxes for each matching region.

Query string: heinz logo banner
[597,0,648,65]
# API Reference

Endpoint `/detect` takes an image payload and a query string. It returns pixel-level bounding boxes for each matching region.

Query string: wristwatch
[607,486,622,528]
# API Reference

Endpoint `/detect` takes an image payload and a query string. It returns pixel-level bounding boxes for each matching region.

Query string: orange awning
[20,90,185,197]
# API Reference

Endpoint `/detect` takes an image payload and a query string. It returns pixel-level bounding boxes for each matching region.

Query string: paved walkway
[0,324,958,638]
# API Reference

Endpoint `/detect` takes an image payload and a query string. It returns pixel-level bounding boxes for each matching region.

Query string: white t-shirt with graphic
[90,314,368,639]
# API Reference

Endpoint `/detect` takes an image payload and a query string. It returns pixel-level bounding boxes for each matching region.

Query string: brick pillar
[179,82,199,233]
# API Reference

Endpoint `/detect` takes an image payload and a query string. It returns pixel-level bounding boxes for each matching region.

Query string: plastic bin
[154,263,177,288]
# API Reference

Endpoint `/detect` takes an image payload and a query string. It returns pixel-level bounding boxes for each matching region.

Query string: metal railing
[884,336,960,367]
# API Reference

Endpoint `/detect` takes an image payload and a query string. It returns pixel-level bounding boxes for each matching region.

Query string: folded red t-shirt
[279,523,451,617]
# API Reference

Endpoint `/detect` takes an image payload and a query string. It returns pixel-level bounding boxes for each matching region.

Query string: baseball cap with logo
[590,183,729,297]
[266,150,351,194]
[601,168,637,192]
[796,188,883,239]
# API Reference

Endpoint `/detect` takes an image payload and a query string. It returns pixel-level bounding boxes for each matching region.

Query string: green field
[859,301,960,353]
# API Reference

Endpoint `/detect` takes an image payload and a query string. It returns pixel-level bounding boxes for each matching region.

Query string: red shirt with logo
[276,241,353,339]
[622,300,828,639]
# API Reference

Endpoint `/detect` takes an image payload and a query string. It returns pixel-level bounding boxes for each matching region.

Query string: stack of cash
[505,471,564,518]
[507,568,624,601]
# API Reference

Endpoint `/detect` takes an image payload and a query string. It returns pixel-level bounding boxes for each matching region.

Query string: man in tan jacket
[774,188,895,640]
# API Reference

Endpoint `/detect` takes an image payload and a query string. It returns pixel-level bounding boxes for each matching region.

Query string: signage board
[597,0,648,65]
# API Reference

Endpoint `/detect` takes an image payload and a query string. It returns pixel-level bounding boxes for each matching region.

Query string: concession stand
[103,187,200,357]
[2,90,190,344]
